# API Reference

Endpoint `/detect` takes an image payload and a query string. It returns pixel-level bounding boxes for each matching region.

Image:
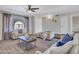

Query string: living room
[0,5,79,54]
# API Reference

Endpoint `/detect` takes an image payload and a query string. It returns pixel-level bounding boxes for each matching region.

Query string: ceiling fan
[26,5,39,12]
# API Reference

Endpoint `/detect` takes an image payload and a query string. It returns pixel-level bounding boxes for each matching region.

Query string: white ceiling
[0,5,79,16]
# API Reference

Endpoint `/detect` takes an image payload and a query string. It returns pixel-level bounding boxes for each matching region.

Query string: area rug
[17,42,36,50]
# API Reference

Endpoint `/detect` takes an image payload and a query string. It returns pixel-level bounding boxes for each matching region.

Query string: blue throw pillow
[61,33,73,44]
[56,33,73,47]
[56,41,64,47]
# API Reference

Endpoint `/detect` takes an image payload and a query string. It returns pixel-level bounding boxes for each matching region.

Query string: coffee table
[18,36,37,50]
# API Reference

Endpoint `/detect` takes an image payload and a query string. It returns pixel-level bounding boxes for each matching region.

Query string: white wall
[29,16,32,33]
[34,13,79,34]
[0,13,3,40]
[70,13,79,32]
[34,15,71,33]
[34,16,42,33]
[42,16,60,32]
[42,17,54,31]
[60,15,71,34]
[59,13,79,34]
[29,16,35,33]
[53,16,61,32]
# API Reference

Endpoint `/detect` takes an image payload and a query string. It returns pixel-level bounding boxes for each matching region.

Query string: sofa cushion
[48,41,73,54]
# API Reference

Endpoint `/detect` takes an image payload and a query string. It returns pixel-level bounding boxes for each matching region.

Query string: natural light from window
[14,21,24,30]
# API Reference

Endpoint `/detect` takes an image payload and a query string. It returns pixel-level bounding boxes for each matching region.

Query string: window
[72,16,79,31]
[14,21,24,30]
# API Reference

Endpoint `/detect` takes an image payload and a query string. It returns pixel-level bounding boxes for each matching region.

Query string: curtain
[3,13,11,40]
[24,17,29,33]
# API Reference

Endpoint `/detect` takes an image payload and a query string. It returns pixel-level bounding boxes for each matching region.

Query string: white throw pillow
[48,32,55,40]
[40,32,48,40]
[47,41,73,54]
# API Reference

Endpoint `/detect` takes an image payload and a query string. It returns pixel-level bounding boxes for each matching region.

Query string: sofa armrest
[69,44,78,54]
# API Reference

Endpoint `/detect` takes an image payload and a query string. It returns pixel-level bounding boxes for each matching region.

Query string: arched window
[14,21,24,30]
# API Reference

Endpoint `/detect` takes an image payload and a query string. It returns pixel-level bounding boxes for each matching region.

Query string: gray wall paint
[30,14,79,34]
[34,16,42,33]
[72,16,79,31]
[34,15,71,33]
[10,15,29,33]
[29,16,42,33]
[60,15,71,33]
[31,16,35,33]
[0,13,3,40]
[42,16,60,32]
[29,16,35,33]
[42,17,53,32]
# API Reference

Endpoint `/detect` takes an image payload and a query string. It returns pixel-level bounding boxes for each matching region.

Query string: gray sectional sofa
[35,33,79,54]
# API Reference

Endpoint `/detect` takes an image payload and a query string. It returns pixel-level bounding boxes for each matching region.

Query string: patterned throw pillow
[47,32,55,40]
[40,32,55,40]
[41,32,48,40]
[24,33,29,38]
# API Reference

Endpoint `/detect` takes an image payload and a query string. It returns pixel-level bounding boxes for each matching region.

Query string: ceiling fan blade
[26,10,35,12]
[31,8,39,10]
[31,10,36,12]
